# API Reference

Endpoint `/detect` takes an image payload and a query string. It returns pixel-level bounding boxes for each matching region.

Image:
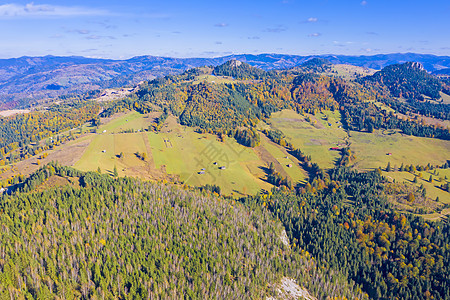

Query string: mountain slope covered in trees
[0,56,448,299]
[358,62,443,100]
[0,163,366,299]
[244,167,450,299]
[1,53,450,108]
[112,61,450,141]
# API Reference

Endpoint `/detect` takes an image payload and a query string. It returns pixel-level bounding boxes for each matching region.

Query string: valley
[1,0,449,298]
[0,57,448,299]
[2,102,448,221]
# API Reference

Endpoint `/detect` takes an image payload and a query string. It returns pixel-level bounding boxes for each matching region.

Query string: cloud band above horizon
[0,2,110,18]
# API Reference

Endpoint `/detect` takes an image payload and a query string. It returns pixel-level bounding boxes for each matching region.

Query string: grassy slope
[384,170,450,202]
[269,109,348,169]
[349,130,450,170]
[259,136,307,185]
[75,112,274,195]
[74,132,149,177]
[99,110,156,133]
[147,120,271,195]
[373,101,396,113]
[192,74,235,84]
[439,91,450,104]
[327,64,376,80]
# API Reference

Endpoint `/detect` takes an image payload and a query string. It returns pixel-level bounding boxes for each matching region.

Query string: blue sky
[0,0,449,59]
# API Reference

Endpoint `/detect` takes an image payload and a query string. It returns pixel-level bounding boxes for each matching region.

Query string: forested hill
[299,58,332,73]
[358,62,443,100]
[244,166,450,299]
[0,163,365,299]
[1,53,450,108]
[109,60,450,141]
[212,60,267,80]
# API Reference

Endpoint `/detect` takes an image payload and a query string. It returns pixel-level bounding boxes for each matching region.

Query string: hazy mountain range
[0,53,449,109]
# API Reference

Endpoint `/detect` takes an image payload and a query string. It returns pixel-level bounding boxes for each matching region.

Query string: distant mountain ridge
[0,53,449,108]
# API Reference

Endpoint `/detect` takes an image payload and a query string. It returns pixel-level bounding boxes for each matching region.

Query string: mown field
[147,117,271,195]
[74,132,149,177]
[349,130,450,170]
[97,110,157,133]
[73,111,309,195]
[269,109,449,172]
[192,74,235,84]
[327,64,376,80]
[259,135,308,185]
[268,109,348,169]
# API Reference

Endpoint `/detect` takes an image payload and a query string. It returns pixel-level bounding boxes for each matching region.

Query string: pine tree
[386,162,391,172]
[113,165,118,177]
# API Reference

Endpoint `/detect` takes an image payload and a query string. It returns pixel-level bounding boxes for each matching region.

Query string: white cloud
[361,1,368,5]
[86,35,115,40]
[214,23,229,27]
[307,17,318,23]
[68,29,91,35]
[264,25,287,33]
[308,32,321,37]
[0,3,110,18]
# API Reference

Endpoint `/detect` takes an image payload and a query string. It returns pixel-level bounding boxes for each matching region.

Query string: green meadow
[259,136,307,185]
[98,111,156,133]
[349,130,450,170]
[74,111,278,195]
[147,128,271,195]
[193,74,235,84]
[74,132,149,177]
[269,109,348,169]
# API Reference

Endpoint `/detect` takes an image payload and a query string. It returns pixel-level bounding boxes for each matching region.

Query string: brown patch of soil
[0,109,30,117]
[99,111,128,124]
[309,115,325,129]
[0,136,94,180]
[307,138,328,146]
[34,175,80,192]
[254,135,289,179]
[133,132,176,182]
[395,112,450,128]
